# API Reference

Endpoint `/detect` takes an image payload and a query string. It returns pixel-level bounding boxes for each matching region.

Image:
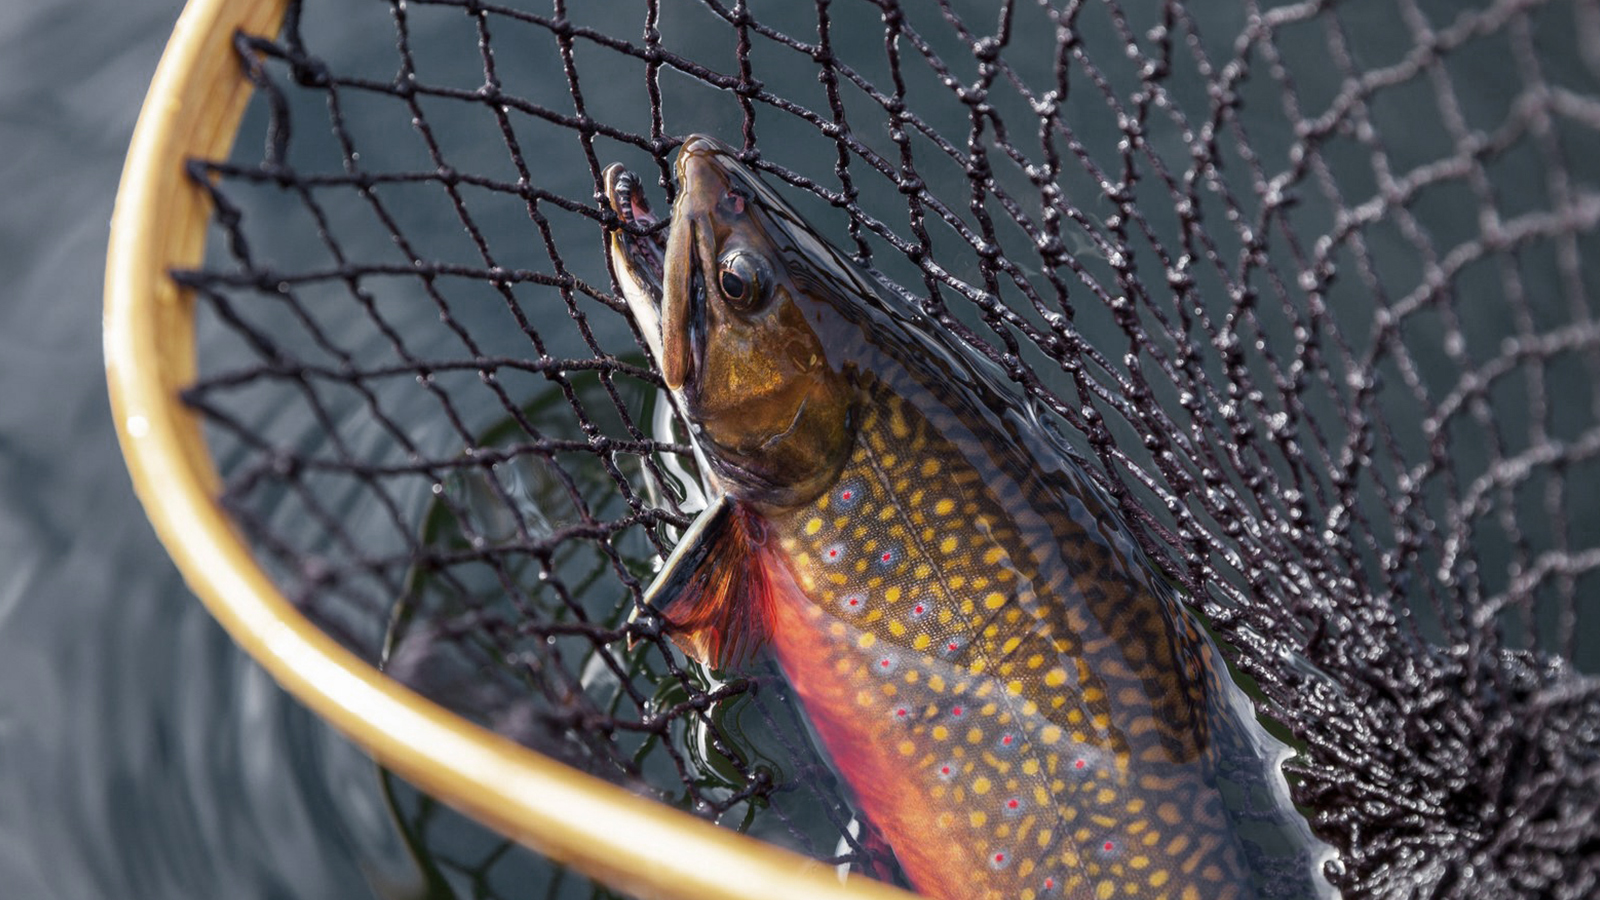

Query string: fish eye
[716,250,770,311]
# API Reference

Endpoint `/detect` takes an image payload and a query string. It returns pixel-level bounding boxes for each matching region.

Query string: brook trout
[603,136,1334,900]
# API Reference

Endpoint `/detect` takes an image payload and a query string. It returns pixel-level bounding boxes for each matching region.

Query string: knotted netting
[171,0,1599,896]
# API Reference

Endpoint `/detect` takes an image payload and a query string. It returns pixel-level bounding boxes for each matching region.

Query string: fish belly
[763,391,1257,900]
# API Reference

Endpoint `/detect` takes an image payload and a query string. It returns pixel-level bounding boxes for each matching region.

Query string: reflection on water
[8,0,1597,898]
[378,372,888,898]
[0,2,419,898]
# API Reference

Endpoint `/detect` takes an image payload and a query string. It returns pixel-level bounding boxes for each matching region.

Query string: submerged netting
[176,0,1600,897]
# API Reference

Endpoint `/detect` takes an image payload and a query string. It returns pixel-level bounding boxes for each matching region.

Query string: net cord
[102,1,913,897]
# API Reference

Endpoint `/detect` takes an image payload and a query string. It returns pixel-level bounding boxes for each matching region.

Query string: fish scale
[603,134,1334,900]
[766,377,1251,900]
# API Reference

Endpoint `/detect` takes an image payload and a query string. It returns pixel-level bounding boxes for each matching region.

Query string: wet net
[176,0,1600,897]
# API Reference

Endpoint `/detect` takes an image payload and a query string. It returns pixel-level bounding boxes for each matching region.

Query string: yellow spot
[1045,667,1068,687]
[1096,788,1116,804]
[967,728,984,744]
[885,585,902,603]
[971,776,991,795]
[904,670,920,684]
[980,703,998,716]
[984,592,1007,610]
[983,546,1006,565]
[881,683,897,697]
[888,620,907,637]
[1007,680,1025,696]
[1082,686,1105,704]
[898,740,916,757]
[1040,725,1062,744]
[1001,636,1022,654]
[969,811,988,828]
[1181,887,1199,900]
[932,725,950,741]
[1036,829,1053,847]
[1026,653,1045,669]
[1157,802,1181,825]
[948,575,965,589]
[1095,879,1116,899]
[804,518,823,535]
[920,458,940,476]
[1148,870,1169,888]
[939,536,958,554]
[912,634,931,651]
[857,633,876,650]
[928,674,946,692]
[934,498,955,515]
[1166,835,1190,857]
[877,506,895,521]
[854,690,874,707]
[1022,759,1040,775]
[829,622,847,638]
[1130,855,1149,870]
[1125,798,1145,814]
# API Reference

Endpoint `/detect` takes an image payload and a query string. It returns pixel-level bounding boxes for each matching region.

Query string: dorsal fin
[639,495,774,670]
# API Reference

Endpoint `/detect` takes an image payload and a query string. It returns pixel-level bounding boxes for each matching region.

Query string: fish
[603,135,1336,900]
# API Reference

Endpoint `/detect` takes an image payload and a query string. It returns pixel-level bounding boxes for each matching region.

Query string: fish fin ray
[642,495,774,669]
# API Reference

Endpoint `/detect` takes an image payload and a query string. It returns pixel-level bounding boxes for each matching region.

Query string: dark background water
[4,1,1596,897]
[0,3,418,897]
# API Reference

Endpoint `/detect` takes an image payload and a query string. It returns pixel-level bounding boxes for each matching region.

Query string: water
[5,2,1595,898]
[0,3,415,897]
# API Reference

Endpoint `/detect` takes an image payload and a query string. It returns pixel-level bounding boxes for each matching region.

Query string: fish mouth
[603,163,670,360]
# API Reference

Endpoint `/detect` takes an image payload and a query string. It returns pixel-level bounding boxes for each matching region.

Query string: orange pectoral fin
[640,495,774,670]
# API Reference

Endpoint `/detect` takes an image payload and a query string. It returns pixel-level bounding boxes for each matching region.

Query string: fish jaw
[603,162,669,368]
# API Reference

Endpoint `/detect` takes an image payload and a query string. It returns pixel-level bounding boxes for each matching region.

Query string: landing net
[167,0,1599,897]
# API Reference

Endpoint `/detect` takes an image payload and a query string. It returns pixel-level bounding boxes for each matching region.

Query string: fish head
[605,135,855,507]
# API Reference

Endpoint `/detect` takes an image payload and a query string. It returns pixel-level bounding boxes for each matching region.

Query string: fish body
[604,136,1334,900]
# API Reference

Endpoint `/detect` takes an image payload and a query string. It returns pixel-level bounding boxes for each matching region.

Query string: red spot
[1074,759,1086,769]
[1001,734,1014,746]
[881,551,893,562]
[950,706,964,717]
[1045,877,1055,889]
[947,641,959,651]
[913,604,926,614]
[828,548,839,559]
[939,765,951,775]
[994,853,1006,864]
[1006,799,1019,809]
[841,490,853,501]
[880,658,891,668]
[896,707,908,717]
[847,597,860,606]
[1104,841,1114,852]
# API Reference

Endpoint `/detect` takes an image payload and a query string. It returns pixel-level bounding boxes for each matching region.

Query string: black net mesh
[175,0,1600,897]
